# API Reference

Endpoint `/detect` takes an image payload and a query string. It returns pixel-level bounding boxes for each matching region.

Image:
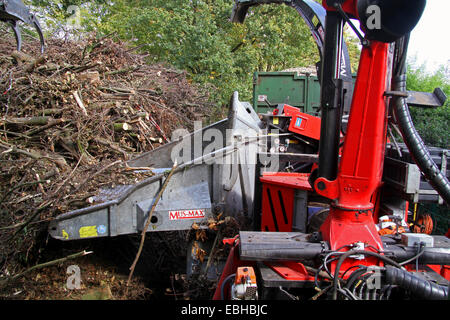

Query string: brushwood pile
[0,34,214,286]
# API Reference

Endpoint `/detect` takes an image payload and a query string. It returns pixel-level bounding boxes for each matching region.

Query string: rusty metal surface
[407,88,447,108]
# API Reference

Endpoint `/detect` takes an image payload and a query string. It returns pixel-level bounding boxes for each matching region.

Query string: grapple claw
[9,19,22,51]
[0,0,45,53]
[31,15,45,53]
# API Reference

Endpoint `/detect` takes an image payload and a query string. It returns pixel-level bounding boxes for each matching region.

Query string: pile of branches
[0,34,214,277]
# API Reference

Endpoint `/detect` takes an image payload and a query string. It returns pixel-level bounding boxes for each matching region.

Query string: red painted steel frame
[212,238,255,300]
[281,105,322,140]
[260,173,313,232]
[315,39,392,251]
[322,0,358,18]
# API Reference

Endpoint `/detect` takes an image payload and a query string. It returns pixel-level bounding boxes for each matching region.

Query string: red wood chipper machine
[214,0,450,300]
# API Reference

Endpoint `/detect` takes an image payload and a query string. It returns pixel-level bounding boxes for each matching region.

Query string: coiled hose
[385,266,448,300]
[392,36,450,205]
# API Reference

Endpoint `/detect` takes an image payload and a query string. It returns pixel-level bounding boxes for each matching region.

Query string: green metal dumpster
[252,71,321,115]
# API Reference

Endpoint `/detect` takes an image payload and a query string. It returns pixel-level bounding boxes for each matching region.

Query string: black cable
[341,265,364,281]
[314,264,323,289]
[309,284,333,300]
[323,255,342,278]
[379,284,396,300]
[322,246,352,276]
[344,266,368,290]
[315,258,339,289]
[399,242,426,266]
[332,249,404,300]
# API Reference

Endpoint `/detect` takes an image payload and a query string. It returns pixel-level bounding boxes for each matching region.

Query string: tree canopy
[24,0,447,147]
[406,64,449,148]
[26,0,338,105]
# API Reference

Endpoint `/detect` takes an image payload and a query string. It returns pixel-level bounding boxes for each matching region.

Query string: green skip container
[252,71,321,116]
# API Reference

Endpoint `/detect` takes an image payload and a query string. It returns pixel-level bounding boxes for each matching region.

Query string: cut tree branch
[127,160,178,288]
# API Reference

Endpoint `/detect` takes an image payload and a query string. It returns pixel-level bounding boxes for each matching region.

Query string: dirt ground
[0,230,231,300]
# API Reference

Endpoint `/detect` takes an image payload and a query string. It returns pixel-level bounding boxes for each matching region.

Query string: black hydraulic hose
[391,36,450,205]
[344,266,368,290]
[392,75,450,205]
[399,242,425,267]
[220,273,236,300]
[385,266,448,300]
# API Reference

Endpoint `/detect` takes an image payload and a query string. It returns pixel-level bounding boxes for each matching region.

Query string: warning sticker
[169,210,205,220]
[79,226,98,238]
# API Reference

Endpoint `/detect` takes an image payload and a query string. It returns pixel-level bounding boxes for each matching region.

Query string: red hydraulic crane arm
[314,40,391,211]
[315,39,391,251]
[312,0,426,251]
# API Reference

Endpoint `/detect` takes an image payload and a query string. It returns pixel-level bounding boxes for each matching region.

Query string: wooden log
[99,86,135,94]
[113,122,131,132]
[103,65,140,76]
[78,71,100,84]
[42,108,63,116]
[24,56,46,73]
[11,50,34,63]
[26,118,65,136]
[99,93,130,101]
[0,116,53,126]
[149,137,163,144]
[93,137,128,156]
[72,91,88,116]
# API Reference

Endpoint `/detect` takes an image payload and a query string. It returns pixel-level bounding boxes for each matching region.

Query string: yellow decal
[62,229,69,240]
[79,226,98,238]
[273,117,279,125]
[312,15,319,27]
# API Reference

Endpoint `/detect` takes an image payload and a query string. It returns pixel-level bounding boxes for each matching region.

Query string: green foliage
[406,63,450,148]
[26,0,108,39]
[28,0,363,119]
[55,0,320,108]
[344,30,362,72]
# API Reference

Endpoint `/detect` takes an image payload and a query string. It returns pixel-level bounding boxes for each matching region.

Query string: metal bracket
[385,88,447,108]
[406,88,447,108]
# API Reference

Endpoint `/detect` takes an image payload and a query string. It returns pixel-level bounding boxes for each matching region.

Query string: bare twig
[0,250,93,288]
[72,91,88,116]
[10,200,54,237]
[73,159,123,193]
[0,179,49,204]
[127,160,178,288]
[51,154,84,196]
[25,118,66,136]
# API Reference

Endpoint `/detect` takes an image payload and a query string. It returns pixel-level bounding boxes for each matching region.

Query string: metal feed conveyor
[48,92,266,241]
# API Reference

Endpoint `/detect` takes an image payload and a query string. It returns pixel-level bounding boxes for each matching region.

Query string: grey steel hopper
[48,92,267,241]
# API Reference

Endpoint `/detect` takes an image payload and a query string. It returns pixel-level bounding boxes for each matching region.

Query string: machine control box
[401,233,434,248]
